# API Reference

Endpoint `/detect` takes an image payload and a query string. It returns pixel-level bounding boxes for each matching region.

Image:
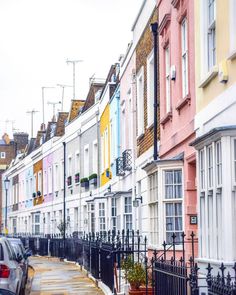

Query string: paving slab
[28,256,104,295]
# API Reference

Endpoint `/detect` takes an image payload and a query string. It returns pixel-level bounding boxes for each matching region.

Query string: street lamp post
[4,177,10,235]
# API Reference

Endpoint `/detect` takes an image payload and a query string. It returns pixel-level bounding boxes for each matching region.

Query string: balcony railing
[122,149,132,171]
[116,157,125,176]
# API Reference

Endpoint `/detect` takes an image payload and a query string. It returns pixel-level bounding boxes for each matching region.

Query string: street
[26,257,104,295]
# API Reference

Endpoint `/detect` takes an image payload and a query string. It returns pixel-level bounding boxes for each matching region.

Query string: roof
[68,100,85,122]
[82,82,105,113]
[190,126,236,147]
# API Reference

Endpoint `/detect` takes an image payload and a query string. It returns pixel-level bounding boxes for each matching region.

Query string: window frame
[124,196,132,232]
[148,171,159,246]
[181,17,189,98]
[136,66,144,137]
[147,50,154,127]
[163,169,183,245]
[165,46,171,113]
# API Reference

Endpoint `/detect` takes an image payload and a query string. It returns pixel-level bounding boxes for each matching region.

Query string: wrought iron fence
[14,231,236,295]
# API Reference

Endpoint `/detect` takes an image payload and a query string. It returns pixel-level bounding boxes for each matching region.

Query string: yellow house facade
[192,0,236,275]
[100,103,111,186]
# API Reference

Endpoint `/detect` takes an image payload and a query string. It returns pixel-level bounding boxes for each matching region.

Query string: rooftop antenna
[47,101,61,122]
[4,119,15,135]
[26,109,39,138]
[57,84,72,111]
[42,86,55,129]
[66,59,83,100]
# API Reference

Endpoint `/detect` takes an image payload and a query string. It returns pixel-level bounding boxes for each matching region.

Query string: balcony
[116,157,125,176]
[122,149,132,171]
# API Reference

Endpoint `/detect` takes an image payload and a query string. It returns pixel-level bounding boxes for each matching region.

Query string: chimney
[13,132,29,154]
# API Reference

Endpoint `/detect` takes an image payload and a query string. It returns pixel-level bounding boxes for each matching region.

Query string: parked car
[0,290,16,295]
[8,238,31,291]
[0,237,23,295]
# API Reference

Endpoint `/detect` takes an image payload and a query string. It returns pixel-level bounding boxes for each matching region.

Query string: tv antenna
[47,101,61,121]
[57,84,72,111]
[66,59,83,99]
[26,109,39,138]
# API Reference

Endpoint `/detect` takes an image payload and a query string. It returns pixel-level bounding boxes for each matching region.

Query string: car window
[4,241,16,261]
[0,244,4,261]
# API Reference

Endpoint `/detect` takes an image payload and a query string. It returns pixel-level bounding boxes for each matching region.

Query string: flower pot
[81,181,89,188]
[129,289,143,295]
[139,286,153,295]
[89,177,97,185]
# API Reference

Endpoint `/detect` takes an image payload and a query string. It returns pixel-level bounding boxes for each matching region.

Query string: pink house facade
[158,0,196,256]
[144,0,197,256]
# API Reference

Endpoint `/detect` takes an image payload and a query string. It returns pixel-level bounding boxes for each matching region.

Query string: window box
[74,173,80,184]
[67,176,72,186]
[89,173,97,186]
[80,177,89,188]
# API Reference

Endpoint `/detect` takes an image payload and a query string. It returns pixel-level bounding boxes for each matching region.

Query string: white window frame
[75,151,80,174]
[124,196,132,232]
[111,197,117,231]
[136,67,144,137]
[84,145,89,177]
[207,0,216,71]
[181,18,189,98]
[0,152,6,159]
[147,50,154,127]
[101,135,104,173]
[104,128,109,169]
[37,171,42,193]
[148,171,158,246]
[48,166,53,194]
[99,203,106,232]
[233,138,236,185]
[200,0,216,76]
[165,46,171,113]
[54,163,59,192]
[229,0,236,55]
[199,149,206,191]
[207,145,213,189]
[163,169,183,245]
[68,155,72,177]
[60,160,64,190]
[92,140,98,173]
[215,141,222,187]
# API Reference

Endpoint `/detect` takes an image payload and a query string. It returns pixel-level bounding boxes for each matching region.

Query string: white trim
[136,66,145,137]
[147,49,154,127]
[229,0,236,54]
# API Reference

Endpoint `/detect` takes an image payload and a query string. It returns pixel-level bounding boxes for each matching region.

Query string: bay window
[164,170,183,244]
[149,172,158,245]
[99,203,106,233]
[124,196,132,231]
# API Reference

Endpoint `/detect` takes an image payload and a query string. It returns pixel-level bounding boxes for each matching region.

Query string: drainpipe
[151,22,159,161]
[62,141,66,257]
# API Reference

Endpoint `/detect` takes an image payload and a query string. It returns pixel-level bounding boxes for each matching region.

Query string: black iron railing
[13,231,236,295]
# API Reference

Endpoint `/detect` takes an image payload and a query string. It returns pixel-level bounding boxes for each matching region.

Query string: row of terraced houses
[2,0,236,279]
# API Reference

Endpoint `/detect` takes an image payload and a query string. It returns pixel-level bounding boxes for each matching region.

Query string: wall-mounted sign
[190,215,197,225]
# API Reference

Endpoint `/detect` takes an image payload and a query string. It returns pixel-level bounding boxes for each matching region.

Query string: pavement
[27,256,104,295]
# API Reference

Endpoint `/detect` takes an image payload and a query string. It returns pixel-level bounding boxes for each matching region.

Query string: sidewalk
[28,256,104,295]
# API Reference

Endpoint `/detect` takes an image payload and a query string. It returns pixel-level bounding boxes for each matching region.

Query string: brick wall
[136,8,159,157]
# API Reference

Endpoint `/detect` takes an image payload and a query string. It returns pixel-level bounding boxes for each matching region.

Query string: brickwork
[136,9,159,157]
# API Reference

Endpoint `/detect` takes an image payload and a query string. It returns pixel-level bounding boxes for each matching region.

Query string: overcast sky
[0,0,143,138]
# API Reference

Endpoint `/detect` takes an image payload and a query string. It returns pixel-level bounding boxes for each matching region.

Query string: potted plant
[80,177,89,188]
[127,262,146,294]
[89,173,97,185]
